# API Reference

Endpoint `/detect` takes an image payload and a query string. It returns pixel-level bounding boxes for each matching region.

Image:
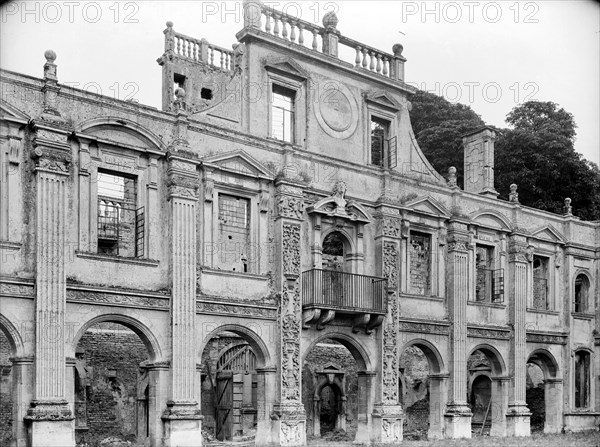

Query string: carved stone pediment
[529,225,566,244]
[404,195,450,218]
[202,149,274,181]
[365,90,402,111]
[264,57,309,80]
[307,181,371,224]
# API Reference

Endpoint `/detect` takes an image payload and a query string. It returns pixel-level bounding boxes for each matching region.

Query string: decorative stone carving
[66,289,169,309]
[564,197,572,216]
[399,321,449,335]
[508,236,529,263]
[509,183,519,203]
[383,242,398,289]
[278,196,304,219]
[467,327,511,340]
[447,166,457,189]
[379,216,402,238]
[282,224,301,277]
[307,182,371,223]
[196,300,277,319]
[316,309,335,330]
[526,333,567,345]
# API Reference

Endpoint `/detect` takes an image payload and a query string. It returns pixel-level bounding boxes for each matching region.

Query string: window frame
[367,108,397,168]
[408,229,434,296]
[574,349,592,409]
[270,83,296,144]
[573,273,592,314]
[215,191,253,273]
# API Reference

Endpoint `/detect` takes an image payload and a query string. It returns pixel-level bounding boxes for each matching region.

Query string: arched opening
[74,321,152,446]
[468,346,506,437]
[303,335,371,444]
[527,349,561,433]
[0,329,13,446]
[199,326,271,444]
[526,362,545,432]
[574,274,590,313]
[322,231,347,272]
[399,341,445,440]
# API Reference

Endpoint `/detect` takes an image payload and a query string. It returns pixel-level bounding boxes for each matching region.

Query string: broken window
[532,256,550,310]
[574,274,590,313]
[271,84,295,143]
[410,232,431,295]
[97,170,144,257]
[574,350,591,408]
[474,244,504,303]
[217,194,250,272]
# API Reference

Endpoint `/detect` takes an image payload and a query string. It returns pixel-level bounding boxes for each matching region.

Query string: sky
[1,0,599,165]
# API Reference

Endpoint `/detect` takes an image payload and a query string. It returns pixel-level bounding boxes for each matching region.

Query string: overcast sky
[1,0,598,165]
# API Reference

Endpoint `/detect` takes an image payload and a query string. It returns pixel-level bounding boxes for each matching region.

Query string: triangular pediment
[405,196,450,218]
[365,91,401,111]
[0,99,30,123]
[202,150,274,180]
[530,225,566,244]
[264,58,308,80]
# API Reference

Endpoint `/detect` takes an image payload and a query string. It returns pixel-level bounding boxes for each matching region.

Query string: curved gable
[76,117,166,152]
[470,210,512,231]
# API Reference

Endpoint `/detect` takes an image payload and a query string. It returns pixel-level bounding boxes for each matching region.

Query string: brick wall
[76,323,148,445]
[0,331,12,445]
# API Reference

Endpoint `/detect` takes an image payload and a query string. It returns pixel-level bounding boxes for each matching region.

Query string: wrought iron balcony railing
[302,269,386,314]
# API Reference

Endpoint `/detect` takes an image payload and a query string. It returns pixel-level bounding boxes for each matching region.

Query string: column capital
[167,152,199,200]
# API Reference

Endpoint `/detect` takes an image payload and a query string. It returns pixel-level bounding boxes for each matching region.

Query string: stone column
[255,367,276,446]
[490,376,510,437]
[149,362,170,446]
[544,378,563,433]
[161,153,202,445]
[506,234,531,436]
[273,179,306,446]
[372,211,403,444]
[444,220,472,438]
[355,371,376,444]
[24,123,75,446]
[428,373,448,439]
[12,356,34,447]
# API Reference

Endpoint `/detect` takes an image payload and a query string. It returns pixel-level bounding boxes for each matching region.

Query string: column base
[444,403,472,439]
[506,404,531,437]
[25,400,75,447]
[161,401,203,447]
[372,403,404,444]
[272,403,306,446]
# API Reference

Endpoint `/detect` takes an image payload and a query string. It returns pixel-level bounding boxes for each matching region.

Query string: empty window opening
[271,84,295,143]
[173,73,186,98]
[217,194,250,272]
[201,88,213,100]
[410,232,431,295]
[370,116,390,167]
[574,350,591,408]
[574,274,590,313]
[97,171,143,257]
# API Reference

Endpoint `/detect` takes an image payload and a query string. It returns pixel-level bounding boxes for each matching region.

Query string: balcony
[302,269,386,333]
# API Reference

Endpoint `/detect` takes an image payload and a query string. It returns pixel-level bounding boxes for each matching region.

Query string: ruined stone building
[1,2,599,446]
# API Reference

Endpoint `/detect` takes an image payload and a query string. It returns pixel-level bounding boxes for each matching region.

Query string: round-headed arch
[72,314,162,362]
[527,348,560,379]
[468,343,507,376]
[200,324,272,368]
[302,332,372,371]
[400,338,446,374]
[0,314,24,357]
[322,229,355,254]
[75,117,167,152]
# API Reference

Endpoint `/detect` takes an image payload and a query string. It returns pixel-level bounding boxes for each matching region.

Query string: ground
[306,432,600,446]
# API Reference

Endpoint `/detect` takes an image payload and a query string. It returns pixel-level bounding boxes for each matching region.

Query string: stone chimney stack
[463,127,498,197]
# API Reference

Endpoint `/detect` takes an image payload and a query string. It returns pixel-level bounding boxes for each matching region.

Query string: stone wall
[0,331,12,446]
[76,323,148,445]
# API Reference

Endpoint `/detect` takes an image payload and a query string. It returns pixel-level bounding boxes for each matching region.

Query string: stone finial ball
[44,49,56,62]
[392,43,404,56]
[565,197,571,204]
[166,21,173,28]
[175,87,185,99]
[322,11,339,28]
[510,183,517,191]
[448,166,457,174]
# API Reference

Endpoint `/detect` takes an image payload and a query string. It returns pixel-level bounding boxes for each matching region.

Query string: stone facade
[0,1,599,446]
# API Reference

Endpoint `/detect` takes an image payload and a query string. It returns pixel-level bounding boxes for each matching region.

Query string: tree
[495,101,600,220]
[408,90,484,187]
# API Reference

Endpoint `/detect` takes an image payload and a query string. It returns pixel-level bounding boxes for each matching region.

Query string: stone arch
[321,228,355,254]
[200,324,272,368]
[0,313,24,357]
[468,343,507,376]
[75,117,167,151]
[527,349,559,379]
[71,313,162,362]
[302,332,372,371]
[573,271,593,313]
[400,338,445,374]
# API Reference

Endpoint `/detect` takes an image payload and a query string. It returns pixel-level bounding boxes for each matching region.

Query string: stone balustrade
[164,22,234,72]
[247,2,406,81]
